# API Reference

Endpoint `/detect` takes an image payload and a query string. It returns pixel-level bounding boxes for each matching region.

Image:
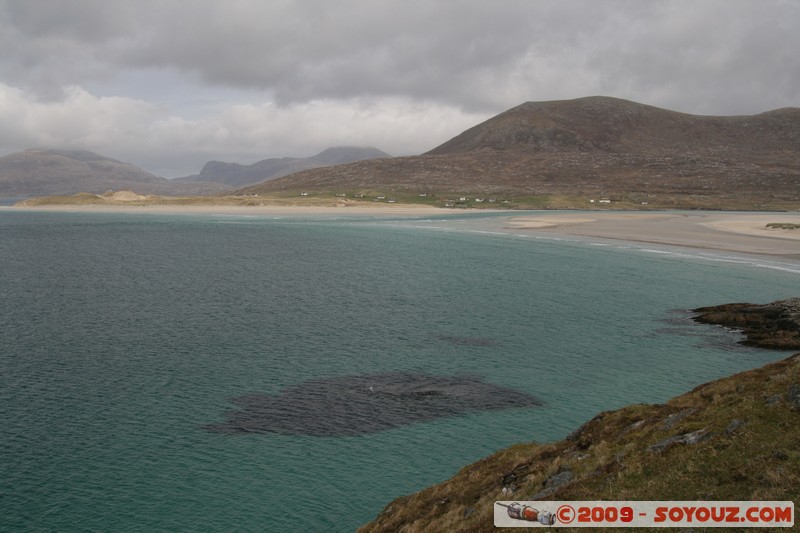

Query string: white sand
[504,211,800,258]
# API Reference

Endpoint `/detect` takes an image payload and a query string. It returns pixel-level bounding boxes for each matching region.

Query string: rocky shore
[359,299,800,532]
[693,298,800,349]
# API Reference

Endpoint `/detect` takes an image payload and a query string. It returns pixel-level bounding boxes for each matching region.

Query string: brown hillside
[241,97,800,209]
[425,96,800,156]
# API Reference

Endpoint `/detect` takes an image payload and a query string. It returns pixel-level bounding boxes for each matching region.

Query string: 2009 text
[494,500,794,528]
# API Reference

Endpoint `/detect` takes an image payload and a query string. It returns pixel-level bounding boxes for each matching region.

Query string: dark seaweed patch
[205,372,540,436]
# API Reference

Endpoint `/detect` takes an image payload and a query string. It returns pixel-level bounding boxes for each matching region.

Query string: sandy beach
[505,211,800,260]
[8,204,800,261]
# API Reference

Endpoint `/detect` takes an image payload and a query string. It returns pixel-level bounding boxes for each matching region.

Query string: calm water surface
[1,210,797,531]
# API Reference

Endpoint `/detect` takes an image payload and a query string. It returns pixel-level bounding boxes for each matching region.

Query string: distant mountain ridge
[0,146,392,198]
[184,146,391,187]
[0,149,228,197]
[243,97,800,208]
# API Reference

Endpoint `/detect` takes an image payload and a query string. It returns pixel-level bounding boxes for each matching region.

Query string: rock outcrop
[693,298,800,349]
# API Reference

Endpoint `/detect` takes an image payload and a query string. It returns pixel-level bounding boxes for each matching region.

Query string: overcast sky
[1,0,798,177]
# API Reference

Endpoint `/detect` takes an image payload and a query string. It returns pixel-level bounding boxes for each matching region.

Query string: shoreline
[6,204,800,262]
[502,211,800,261]
[4,202,447,216]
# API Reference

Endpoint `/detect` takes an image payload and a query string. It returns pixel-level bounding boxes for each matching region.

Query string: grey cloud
[0,1,134,97]
[584,1,800,114]
[2,0,799,114]
[112,1,542,110]
[3,1,133,40]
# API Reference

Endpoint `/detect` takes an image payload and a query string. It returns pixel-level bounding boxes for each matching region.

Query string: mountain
[241,97,800,209]
[359,298,800,532]
[309,146,392,165]
[184,146,391,187]
[425,96,800,156]
[0,149,228,197]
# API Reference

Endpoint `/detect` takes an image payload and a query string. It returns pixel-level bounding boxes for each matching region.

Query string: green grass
[767,223,800,230]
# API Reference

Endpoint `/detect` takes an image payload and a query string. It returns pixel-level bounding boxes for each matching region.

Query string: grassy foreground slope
[360,301,800,532]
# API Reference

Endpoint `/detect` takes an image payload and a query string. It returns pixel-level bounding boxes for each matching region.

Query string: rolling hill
[0,149,228,197]
[241,97,800,209]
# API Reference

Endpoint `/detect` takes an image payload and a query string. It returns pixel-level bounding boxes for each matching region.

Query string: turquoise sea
[1,210,798,532]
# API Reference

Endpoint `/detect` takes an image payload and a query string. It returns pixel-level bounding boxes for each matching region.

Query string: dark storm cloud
[98,1,544,110]
[3,0,796,112]
[0,1,135,98]
[583,1,800,114]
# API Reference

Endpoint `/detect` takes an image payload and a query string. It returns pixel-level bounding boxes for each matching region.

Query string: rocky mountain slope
[242,97,800,209]
[426,96,800,156]
[183,146,391,187]
[359,298,800,532]
[0,149,227,197]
